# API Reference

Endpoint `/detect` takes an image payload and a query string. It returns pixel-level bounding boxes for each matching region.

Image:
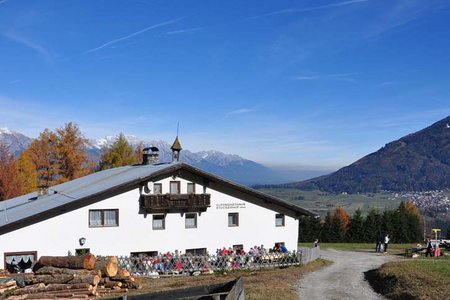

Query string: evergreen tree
[0,144,24,200]
[347,208,364,242]
[381,209,395,240]
[100,133,136,170]
[321,211,334,242]
[299,216,322,242]
[363,209,381,243]
[330,213,346,242]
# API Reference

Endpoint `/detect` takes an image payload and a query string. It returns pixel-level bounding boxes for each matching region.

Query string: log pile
[0,279,18,295]
[7,254,141,299]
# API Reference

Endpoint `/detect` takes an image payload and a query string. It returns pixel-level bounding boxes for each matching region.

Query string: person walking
[425,238,434,257]
[375,234,383,253]
[384,234,390,253]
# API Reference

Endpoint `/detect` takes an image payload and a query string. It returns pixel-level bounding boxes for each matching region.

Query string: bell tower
[171,136,182,162]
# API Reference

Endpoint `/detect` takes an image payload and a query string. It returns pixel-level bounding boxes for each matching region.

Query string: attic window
[170,181,180,194]
[187,183,196,194]
[153,183,162,194]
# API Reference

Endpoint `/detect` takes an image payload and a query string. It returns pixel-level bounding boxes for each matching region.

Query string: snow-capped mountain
[0,130,284,185]
[86,135,281,185]
[0,128,32,156]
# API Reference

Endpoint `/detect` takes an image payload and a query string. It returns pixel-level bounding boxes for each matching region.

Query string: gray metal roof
[0,162,315,235]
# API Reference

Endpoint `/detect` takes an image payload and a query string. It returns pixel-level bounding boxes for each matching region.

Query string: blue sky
[1,0,449,170]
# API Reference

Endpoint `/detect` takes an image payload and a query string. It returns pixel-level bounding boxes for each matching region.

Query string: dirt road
[298,249,399,300]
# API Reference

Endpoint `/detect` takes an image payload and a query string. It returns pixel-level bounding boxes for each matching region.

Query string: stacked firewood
[8,253,141,299]
[0,279,18,295]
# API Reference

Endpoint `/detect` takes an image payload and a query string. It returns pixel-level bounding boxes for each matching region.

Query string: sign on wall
[216,203,246,210]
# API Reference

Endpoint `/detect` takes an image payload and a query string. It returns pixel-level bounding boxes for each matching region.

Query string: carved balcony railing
[139,193,211,214]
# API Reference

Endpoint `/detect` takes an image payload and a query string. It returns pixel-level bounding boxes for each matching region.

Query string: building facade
[0,145,314,272]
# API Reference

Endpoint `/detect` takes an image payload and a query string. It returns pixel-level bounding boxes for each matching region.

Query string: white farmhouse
[0,138,314,272]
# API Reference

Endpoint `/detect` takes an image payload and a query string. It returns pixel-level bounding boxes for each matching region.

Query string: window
[170,181,180,194]
[185,213,197,228]
[89,209,119,227]
[75,249,90,256]
[152,214,165,230]
[153,183,162,194]
[185,248,207,255]
[228,212,239,227]
[275,214,285,227]
[131,251,158,258]
[4,251,37,273]
[187,183,196,194]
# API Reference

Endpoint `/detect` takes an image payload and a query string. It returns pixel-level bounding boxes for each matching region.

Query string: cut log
[14,285,91,296]
[35,266,101,277]
[116,268,130,277]
[94,256,118,277]
[45,283,93,291]
[33,274,73,284]
[33,254,96,271]
[23,291,91,299]
[120,279,141,290]
[110,275,134,282]
[104,281,122,289]
[0,280,17,289]
[68,274,100,286]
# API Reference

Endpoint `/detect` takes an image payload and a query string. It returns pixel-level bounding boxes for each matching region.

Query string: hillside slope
[282,116,450,193]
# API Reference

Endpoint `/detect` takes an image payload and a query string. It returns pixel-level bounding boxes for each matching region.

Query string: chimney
[142,146,159,165]
[37,186,49,197]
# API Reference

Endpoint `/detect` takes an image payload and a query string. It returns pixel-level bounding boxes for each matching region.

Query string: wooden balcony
[139,193,211,214]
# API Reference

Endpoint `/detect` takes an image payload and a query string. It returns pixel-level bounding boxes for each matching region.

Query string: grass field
[367,257,450,299]
[299,242,418,255]
[259,188,404,216]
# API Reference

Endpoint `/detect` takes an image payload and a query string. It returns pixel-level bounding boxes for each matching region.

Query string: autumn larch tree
[55,122,93,182]
[19,123,93,189]
[0,144,24,200]
[22,129,60,188]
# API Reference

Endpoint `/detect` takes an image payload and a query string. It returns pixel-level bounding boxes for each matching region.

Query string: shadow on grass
[364,268,416,300]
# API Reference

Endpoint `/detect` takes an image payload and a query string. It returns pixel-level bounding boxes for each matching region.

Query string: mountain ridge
[0,129,285,185]
[278,116,450,193]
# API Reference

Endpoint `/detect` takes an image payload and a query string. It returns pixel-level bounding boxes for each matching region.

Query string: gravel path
[298,249,399,300]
